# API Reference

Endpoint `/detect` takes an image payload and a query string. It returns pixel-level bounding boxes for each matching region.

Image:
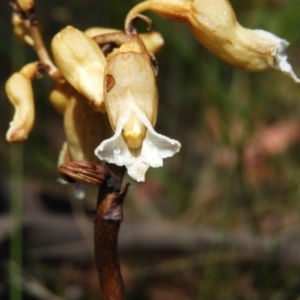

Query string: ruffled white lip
[254,30,300,83]
[275,40,300,83]
[94,105,181,182]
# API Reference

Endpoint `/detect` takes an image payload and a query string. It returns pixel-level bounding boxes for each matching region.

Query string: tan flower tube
[51,26,107,112]
[125,0,300,82]
[5,62,38,142]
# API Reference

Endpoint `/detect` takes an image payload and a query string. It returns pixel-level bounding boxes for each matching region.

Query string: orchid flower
[95,43,181,181]
[51,26,107,112]
[125,0,300,82]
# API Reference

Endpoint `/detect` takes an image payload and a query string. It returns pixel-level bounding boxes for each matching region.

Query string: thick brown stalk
[95,180,128,300]
[29,25,62,80]
[59,161,128,300]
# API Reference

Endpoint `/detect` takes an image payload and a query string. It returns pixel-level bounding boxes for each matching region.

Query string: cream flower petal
[95,104,181,182]
[51,26,107,112]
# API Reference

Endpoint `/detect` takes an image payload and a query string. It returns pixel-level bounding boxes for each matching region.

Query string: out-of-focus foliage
[2,0,300,299]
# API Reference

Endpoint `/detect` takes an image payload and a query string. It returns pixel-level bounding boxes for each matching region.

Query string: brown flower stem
[125,14,152,34]
[93,31,148,57]
[59,161,128,300]
[95,181,128,300]
[93,26,158,75]
[29,25,62,80]
[124,0,191,29]
[93,14,151,57]
[10,2,62,80]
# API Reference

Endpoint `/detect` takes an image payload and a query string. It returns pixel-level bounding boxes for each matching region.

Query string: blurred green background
[2,0,300,299]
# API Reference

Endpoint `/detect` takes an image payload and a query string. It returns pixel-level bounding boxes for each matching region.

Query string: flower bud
[126,0,300,82]
[140,31,164,54]
[17,0,35,12]
[51,26,107,112]
[5,62,38,142]
[95,48,180,181]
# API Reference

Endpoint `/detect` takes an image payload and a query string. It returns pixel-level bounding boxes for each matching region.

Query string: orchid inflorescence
[5,0,300,182]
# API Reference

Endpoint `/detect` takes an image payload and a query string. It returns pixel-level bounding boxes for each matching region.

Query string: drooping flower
[51,26,107,112]
[5,62,38,142]
[125,0,300,82]
[95,43,181,181]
